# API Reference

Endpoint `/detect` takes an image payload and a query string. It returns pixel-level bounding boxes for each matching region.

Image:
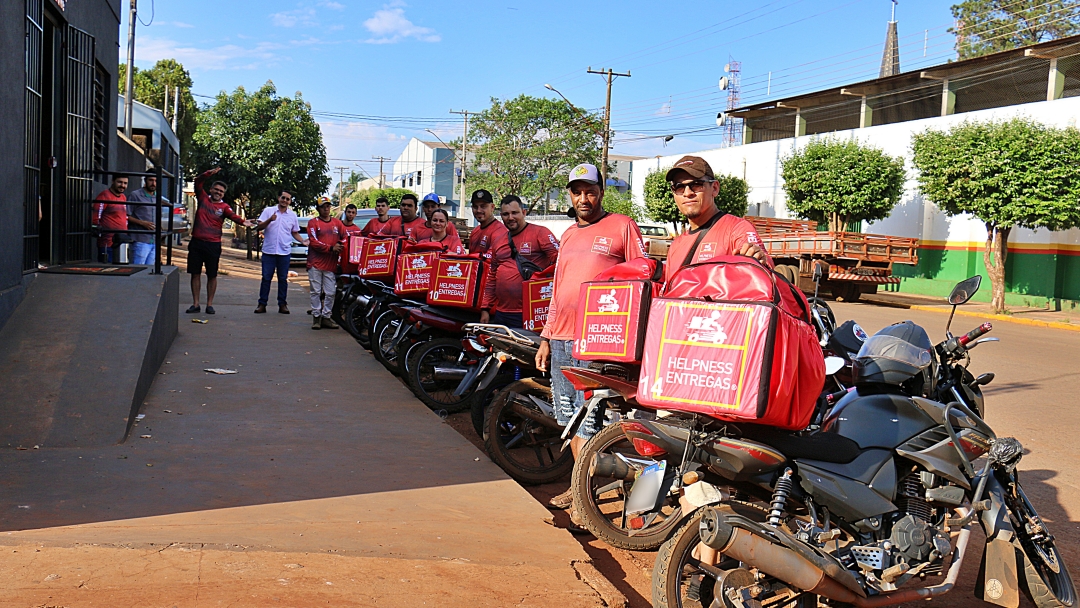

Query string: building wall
[630,96,1080,308]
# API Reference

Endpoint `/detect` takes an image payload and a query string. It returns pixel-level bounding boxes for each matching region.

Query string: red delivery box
[354,237,399,278]
[394,242,443,296]
[637,257,824,430]
[427,254,488,309]
[573,258,664,363]
[522,266,555,331]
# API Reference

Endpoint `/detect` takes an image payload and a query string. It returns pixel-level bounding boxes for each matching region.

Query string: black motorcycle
[649,276,1074,608]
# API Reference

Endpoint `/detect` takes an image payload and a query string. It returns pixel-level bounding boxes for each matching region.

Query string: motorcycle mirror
[824,356,845,376]
[975,372,995,386]
[948,276,982,305]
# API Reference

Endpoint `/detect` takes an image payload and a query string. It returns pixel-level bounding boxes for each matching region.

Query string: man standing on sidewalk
[376,194,427,240]
[307,200,346,329]
[254,190,306,314]
[91,174,130,263]
[360,197,393,236]
[535,163,646,517]
[126,176,162,266]
[479,195,559,329]
[188,168,254,314]
[467,189,507,258]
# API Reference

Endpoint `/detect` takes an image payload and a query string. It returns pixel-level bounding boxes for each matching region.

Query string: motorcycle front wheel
[1006,475,1077,608]
[483,379,573,485]
[343,299,370,348]
[371,312,402,374]
[571,422,688,551]
[407,338,474,413]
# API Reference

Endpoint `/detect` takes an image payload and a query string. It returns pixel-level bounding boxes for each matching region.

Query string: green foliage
[602,189,643,221]
[118,59,199,176]
[462,95,604,209]
[949,0,1080,59]
[190,82,330,217]
[350,187,417,209]
[911,117,1080,311]
[643,169,751,230]
[781,138,905,232]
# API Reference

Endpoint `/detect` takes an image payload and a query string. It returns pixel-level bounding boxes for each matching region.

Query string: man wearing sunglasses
[663,155,771,282]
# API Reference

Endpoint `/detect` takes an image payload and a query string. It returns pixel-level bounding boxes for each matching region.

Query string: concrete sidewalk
[864,290,1080,330]
[0,269,607,606]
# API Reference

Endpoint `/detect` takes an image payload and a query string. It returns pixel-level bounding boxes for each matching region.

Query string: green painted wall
[890,246,1080,311]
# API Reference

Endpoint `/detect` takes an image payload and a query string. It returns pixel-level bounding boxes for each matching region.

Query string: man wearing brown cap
[663,155,771,282]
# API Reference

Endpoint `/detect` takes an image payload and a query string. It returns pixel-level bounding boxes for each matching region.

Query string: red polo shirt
[307,216,347,271]
[468,219,508,258]
[664,213,773,282]
[482,223,559,314]
[377,216,429,241]
[92,188,128,248]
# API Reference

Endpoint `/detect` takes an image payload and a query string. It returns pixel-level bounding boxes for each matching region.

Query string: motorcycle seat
[422,305,481,324]
[514,328,543,345]
[742,427,862,464]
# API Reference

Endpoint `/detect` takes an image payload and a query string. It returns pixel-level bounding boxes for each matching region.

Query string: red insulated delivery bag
[637,256,824,430]
[427,254,488,309]
[522,265,555,332]
[351,236,400,278]
[394,241,443,296]
[573,258,664,363]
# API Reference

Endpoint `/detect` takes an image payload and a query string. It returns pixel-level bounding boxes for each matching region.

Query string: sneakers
[205,306,216,315]
[254,304,266,314]
[312,316,322,330]
[321,317,339,329]
[547,487,573,510]
[185,305,200,314]
[279,304,290,314]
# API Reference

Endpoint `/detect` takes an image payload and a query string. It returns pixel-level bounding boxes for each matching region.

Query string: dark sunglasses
[669,179,714,194]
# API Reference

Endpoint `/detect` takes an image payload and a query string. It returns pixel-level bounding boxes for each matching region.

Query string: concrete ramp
[0,267,178,448]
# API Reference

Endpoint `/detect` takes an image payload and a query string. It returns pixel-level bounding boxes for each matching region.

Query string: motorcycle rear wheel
[371,312,402,375]
[471,376,512,439]
[484,379,572,485]
[571,422,688,551]
[343,300,370,348]
[407,338,475,413]
[1007,477,1077,608]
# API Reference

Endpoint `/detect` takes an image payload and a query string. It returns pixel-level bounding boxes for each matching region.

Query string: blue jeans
[492,310,523,329]
[549,339,603,439]
[132,242,156,265]
[259,253,291,306]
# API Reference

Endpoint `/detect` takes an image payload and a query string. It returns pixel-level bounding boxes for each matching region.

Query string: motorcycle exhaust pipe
[698,508,973,608]
[432,365,469,381]
[590,452,638,482]
[506,399,563,431]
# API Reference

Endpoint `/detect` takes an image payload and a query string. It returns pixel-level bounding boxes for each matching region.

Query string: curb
[906,304,1080,333]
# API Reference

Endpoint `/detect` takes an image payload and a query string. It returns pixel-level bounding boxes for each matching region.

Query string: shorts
[187,239,222,277]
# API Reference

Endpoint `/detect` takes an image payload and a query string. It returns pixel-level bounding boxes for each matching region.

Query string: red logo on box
[428,257,485,308]
[395,251,439,295]
[576,284,634,358]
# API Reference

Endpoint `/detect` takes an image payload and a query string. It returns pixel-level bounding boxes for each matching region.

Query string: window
[408,176,413,187]
[416,170,422,186]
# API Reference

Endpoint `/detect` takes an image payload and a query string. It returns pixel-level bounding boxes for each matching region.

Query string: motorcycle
[453,323,574,485]
[649,275,1074,608]
[392,304,482,411]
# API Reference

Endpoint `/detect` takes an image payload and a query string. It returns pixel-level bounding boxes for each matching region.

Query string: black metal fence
[91,164,177,275]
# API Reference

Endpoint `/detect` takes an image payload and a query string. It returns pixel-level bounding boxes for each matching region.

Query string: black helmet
[852,321,934,395]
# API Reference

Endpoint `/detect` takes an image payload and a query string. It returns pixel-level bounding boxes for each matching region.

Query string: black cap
[470,189,493,205]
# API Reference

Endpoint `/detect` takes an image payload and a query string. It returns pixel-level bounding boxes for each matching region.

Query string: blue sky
[128,0,958,191]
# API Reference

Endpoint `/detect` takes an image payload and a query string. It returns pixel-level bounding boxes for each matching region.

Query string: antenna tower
[723,58,742,147]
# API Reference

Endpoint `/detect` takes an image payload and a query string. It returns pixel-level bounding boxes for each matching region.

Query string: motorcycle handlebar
[958,322,992,347]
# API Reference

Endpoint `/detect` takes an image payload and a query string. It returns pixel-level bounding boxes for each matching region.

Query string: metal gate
[22,0,43,271]
[64,25,96,263]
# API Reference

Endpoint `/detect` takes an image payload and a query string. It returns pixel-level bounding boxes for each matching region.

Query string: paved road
[0,270,608,607]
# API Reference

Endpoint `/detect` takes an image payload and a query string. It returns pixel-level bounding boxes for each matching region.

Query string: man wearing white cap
[535,163,646,515]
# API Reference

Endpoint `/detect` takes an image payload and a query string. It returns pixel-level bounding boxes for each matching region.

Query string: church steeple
[880,0,900,77]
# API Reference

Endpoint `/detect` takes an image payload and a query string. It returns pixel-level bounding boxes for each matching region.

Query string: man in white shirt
[254,190,307,314]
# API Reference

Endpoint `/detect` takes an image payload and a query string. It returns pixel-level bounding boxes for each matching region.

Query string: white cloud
[271,7,317,27]
[656,102,672,116]
[320,1,346,9]
[362,6,440,44]
[135,35,283,71]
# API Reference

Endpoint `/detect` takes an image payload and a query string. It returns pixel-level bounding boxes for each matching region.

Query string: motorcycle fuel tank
[822,390,937,450]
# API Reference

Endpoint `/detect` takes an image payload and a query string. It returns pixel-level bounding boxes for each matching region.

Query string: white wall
[392,138,436,193]
[630,96,1080,248]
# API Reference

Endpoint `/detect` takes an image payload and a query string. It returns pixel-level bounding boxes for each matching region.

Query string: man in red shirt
[479,195,559,329]
[467,189,507,257]
[536,163,646,513]
[663,156,770,280]
[360,197,393,236]
[91,175,129,263]
[308,200,347,329]
[377,194,427,240]
[187,167,254,314]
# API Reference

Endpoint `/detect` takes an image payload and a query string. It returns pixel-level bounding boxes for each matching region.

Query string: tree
[911,118,1080,313]
[349,187,417,209]
[602,188,643,222]
[190,82,330,217]
[644,169,751,231]
[462,95,604,210]
[949,0,1080,59]
[118,59,199,176]
[780,138,905,232]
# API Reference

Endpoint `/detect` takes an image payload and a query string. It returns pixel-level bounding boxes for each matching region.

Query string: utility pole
[449,110,471,215]
[335,166,349,208]
[171,85,180,132]
[123,0,137,140]
[372,156,390,189]
[587,67,630,186]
